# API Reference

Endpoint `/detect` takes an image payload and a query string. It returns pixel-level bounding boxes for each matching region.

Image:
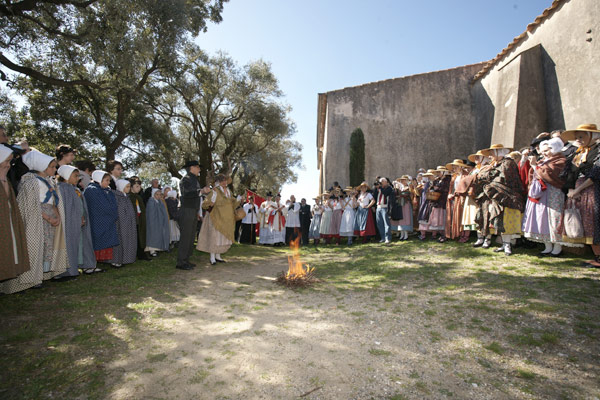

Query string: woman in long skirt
[128,177,150,260]
[319,192,333,243]
[445,160,471,242]
[56,165,98,276]
[309,196,323,245]
[467,151,488,246]
[145,188,170,256]
[197,174,240,264]
[339,187,357,244]
[166,190,181,245]
[84,171,120,262]
[353,182,376,243]
[522,138,573,256]
[2,151,68,293]
[394,176,413,240]
[0,148,30,288]
[110,179,137,267]
[328,190,343,244]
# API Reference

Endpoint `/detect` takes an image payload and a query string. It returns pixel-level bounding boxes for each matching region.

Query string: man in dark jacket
[176,161,208,270]
[374,177,394,243]
[299,198,312,246]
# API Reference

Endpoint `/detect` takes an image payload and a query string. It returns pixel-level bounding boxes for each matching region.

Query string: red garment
[519,159,530,192]
[95,247,113,261]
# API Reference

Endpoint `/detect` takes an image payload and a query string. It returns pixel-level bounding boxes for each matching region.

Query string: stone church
[316,0,599,193]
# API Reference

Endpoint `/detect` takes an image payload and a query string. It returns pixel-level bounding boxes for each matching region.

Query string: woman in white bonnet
[109,179,138,267]
[1,151,68,293]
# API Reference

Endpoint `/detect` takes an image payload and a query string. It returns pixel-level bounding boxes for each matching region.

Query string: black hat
[266,191,273,197]
[183,160,201,169]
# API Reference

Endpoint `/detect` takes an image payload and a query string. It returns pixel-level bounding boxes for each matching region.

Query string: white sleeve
[211,190,217,203]
[293,202,300,213]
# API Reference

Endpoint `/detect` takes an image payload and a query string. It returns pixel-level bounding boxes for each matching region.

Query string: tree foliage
[349,128,365,186]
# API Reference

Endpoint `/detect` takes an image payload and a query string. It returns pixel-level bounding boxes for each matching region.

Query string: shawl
[128,192,147,249]
[432,175,451,209]
[202,187,239,242]
[10,173,67,289]
[454,174,472,195]
[84,182,119,250]
[533,154,567,189]
[0,180,30,280]
[146,198,170,250]
[478,158,525,211]
[58,182,96,272]
[110,190,138,264]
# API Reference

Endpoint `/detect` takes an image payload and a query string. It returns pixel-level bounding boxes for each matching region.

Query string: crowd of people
[1,123,600,294]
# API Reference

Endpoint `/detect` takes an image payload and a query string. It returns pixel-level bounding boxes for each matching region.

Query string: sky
[197,0,553,202]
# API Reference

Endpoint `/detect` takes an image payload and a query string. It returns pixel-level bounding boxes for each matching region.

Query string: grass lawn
[0,239,599,399]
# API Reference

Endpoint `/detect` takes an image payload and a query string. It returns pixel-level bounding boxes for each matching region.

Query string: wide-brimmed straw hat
[445,159,469,170]
[357,181,370,191]
[426,169,437,175]
[467,150,486,163]
[399,175,410,180]
[481,144,513,156]
[561,124,600,142]
[422,172,435,178]
[345,186,355,192]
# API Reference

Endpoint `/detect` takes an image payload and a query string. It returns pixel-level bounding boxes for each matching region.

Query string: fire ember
[276,237,319,288]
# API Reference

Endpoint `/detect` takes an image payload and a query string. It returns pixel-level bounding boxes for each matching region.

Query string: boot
[503,242,512,256]
[472,233,484,247]
[481,236,492,249]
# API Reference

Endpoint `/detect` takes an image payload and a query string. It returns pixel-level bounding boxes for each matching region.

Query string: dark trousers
[240,223,257,244]
[285,227,300,245]
[300,223,310,246]
[177,207,199,266]
[235,220,242,242]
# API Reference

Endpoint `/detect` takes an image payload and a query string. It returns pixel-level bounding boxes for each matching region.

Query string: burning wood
[276,237,319,288]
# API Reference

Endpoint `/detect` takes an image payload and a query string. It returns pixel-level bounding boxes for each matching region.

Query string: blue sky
[198,0,553,201]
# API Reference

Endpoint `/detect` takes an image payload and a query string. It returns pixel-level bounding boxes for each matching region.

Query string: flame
[286,237,313,278]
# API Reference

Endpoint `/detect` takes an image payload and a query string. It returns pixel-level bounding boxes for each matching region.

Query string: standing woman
[429,167,451,242]
[165,190,181,247]
[475,144,525,255]
[56,165,97,277]
[309,196,323,245]
[445,160,470,242]
[0,147,30,286]
[521,138,570,256]
[560,125,600,267]
[467,151,489,247]
[84,171,119,263]
[353,182,376,243]
[2,151,68,293]
[128,177,150,261]
[106,160,124,190]
[339,187,357,245]
[319,191,333,244]
[110,179,137,267]
[197,174,240,264]
[395,176,414,240]
[328,188,343,244]
[145,188,170,256]
[417,171,436,240]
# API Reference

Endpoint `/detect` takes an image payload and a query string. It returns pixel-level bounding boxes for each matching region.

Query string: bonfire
[276,237,319,288]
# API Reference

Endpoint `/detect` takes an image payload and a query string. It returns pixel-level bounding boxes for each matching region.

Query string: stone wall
[318,63,487,192]
[479,0,600,147]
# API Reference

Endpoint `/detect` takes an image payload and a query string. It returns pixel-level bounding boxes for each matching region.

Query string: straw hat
[313,196,321,201]
[426,169,437,175]
[322,191,330,197]
[345,186,355,192]
[399,175,410,180]
[422,172,435,178]
[481,144,513,156]
[561,124,600,142]
[445,159,468,170]
[467,150,486,163]
[436,165,448,171]
[357,181,370,191]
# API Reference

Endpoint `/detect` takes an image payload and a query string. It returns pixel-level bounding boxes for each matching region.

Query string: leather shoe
[176,264,193,270]
[215,258,226,263]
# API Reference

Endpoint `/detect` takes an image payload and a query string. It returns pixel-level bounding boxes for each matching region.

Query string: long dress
[110,190,138,265]
[320,200,333,236]
[309,204,322,240]
[166,197,181,242]
[461,168,480,231]
[445,174,469,239]
[0,179,30,282]
[418,181,433,230]
[428,175,451,232]
[474,158,525,238]
[84,182,119,260]
[58,182,96,276]
[328,198,342,237]
[354,192,376,236]
[146,198,170,252]
[258,201,274,244]
[339,198,356,237]
[559,144,600,245]
[1,173,68,293]
[197,186,239,254]
[129,192,147,256]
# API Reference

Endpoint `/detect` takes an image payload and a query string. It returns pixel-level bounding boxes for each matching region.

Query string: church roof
[473,0,568,81]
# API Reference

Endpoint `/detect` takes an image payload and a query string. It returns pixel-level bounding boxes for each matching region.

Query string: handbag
[426,191,441,201]
[563,199,584,239]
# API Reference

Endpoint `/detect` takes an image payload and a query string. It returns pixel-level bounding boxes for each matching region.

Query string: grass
[0,241,598,399]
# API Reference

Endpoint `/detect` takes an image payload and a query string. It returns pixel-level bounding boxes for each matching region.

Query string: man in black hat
[176,160,208,270]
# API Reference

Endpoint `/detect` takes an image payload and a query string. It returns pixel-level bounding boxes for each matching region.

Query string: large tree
[5,0,227,164]
[147,47,302,192]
